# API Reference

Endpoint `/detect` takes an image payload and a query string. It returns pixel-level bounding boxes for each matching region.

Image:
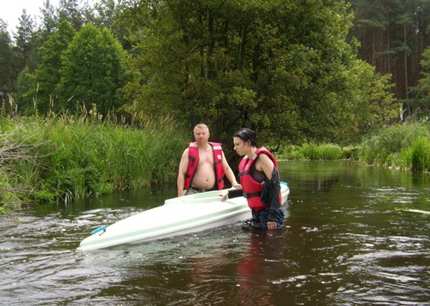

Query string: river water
[1,161,430,305]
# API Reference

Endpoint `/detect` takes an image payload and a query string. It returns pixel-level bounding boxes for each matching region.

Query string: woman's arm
[256,154,274,180]
[256,154,279,230]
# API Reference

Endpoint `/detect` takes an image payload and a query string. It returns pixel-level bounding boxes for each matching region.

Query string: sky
[1,0,60,35]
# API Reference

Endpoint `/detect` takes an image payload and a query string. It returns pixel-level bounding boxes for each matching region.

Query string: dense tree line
[0,0,409,145]
[351,0,430,119]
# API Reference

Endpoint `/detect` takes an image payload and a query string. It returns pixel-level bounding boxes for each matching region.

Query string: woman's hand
[220,184,242,201]
[220,190,229,201]
[266,221,278,230]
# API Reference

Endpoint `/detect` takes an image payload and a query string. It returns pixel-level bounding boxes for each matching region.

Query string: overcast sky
[1,0,61,35]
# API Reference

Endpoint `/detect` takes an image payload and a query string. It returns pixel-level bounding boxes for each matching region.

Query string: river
[1,161,430,305]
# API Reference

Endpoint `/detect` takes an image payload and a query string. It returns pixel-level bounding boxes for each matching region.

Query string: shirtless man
[177,123,239,196]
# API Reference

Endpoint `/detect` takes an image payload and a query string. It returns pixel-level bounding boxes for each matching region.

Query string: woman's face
[233,137,249,156]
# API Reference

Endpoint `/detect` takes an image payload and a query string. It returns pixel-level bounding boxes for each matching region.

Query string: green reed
[0,116,187,210]
[359,122,430,171]
[280,143,345,160]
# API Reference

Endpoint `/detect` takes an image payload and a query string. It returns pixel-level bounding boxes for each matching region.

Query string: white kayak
[78,181,290,252]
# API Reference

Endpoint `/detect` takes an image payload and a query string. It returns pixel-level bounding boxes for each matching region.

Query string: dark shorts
[243,207,285,231]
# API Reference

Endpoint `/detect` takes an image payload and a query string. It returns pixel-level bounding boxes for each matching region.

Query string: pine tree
[14,10,35,71]
[0,19,16,92]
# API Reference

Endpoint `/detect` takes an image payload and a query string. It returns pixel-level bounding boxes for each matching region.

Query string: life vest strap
[244,191,261,199]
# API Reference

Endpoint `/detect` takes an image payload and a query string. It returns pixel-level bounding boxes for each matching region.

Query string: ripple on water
[2,161,430,305]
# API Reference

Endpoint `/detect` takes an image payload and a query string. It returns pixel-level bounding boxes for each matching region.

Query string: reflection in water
[236,232,282,306]
[1,161,430,305]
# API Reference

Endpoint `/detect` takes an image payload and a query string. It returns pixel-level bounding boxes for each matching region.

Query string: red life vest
[238,147,279,211]
[184,142,225,190]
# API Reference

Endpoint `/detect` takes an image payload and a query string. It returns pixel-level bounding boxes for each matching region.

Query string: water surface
[1,161,430,305]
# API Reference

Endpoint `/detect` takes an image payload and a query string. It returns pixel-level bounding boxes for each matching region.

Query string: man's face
[193,127,209,143]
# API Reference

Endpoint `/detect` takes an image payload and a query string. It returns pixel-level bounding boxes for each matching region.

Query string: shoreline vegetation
[279,122,430,174]
[0,115,187,213]
[2,116,430,214]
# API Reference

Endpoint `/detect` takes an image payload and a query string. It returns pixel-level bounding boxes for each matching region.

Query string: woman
[232,128,284,230]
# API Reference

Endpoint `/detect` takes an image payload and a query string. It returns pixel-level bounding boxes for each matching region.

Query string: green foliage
[31,19,76,114]
[123,0,397,145]
[58,24,128,114]
[351,0,430,118]
[0,116,187,207]
[411,47,430,117]
[359,122,430,169]
[0,170,21,212]
[400,137,430,172]
[335,60,399,143]
[58,0,84,29]
[14,10,36,71]
[280,143,345,160]
[0,20,16,92]
[16,67,37,113]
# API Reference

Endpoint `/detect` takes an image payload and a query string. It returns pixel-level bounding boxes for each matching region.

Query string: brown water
[1,161,430,305]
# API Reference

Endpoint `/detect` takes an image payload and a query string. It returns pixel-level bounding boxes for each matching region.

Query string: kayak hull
[78,182,289,251]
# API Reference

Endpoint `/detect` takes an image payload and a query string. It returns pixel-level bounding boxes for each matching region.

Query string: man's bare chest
[198,150,214,164]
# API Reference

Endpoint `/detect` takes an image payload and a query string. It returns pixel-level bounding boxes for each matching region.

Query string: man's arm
[177,149,189,197]
[221,152,239,187]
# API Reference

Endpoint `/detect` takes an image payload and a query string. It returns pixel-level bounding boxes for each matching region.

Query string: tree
[58,0,83,29]
[32,18,75,113]
[411,47,430,117]
[351,0,430,119]
[93,0,118,28]
[0,19,16,92]
[40,0,59,35]
[14,10,35,71]
[58,24,128,114]
[15,67,37,113]
[124,0,396,144]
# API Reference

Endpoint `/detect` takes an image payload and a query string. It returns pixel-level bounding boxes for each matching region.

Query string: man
[177,123,239,196]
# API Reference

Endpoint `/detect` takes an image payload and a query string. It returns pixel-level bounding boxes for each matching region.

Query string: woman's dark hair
[234,128,257,146]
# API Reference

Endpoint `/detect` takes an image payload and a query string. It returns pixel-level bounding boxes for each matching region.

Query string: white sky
[1,0,61,35]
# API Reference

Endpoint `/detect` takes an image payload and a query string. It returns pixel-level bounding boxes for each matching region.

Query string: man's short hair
[194,123,209,131]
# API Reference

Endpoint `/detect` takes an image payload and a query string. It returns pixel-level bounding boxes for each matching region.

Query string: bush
[359,122,430,165]
[402,137,430,172]
[279,143,344,160]
[358,122,430,172]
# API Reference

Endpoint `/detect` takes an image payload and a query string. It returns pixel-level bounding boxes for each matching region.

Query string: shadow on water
[1,161,430,305]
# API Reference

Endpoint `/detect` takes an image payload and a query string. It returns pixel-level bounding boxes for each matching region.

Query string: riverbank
[279,122,430,173]
[0,116,187,213]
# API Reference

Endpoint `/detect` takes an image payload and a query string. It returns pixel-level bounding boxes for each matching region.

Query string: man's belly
[191,164,216,189]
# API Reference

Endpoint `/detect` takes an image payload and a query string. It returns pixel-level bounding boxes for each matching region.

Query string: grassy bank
[0,116,187,212]
[279,143,356,160]
[279,122,430,174]
[358,122,430,171]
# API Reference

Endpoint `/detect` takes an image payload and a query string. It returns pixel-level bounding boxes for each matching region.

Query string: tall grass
[0,116,187,211]
[280,143,346,160]
[359,122,430,170]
